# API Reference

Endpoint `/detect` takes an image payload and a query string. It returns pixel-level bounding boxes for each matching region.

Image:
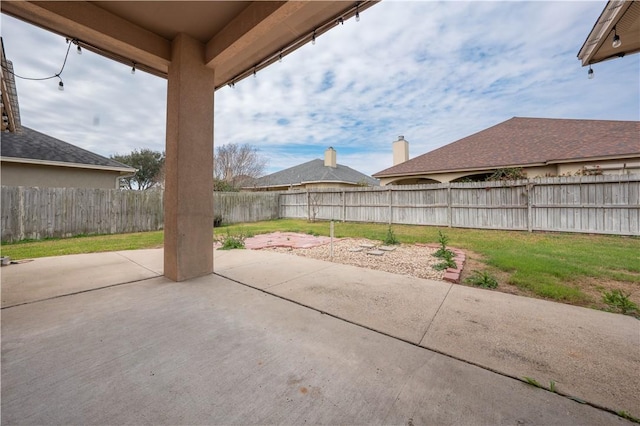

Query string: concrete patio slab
[0,251,161,308]
[116,248,165,275]
[420,284,640,420]
[2,247,639,422]
[1,274,628,425]
[263,262,451,344]
[214,249,333,289]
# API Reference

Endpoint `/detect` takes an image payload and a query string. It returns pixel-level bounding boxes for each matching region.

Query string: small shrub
[218,229,245,250]
[602,289,638,316]
[383,226,399,245]
[465,270,498,289]
[434,230,454,258]
[433,250,456,271]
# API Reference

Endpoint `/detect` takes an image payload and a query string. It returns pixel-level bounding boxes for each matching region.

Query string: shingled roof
[373,117,640,177]
[251,159,379,189]
[1,126,135,172]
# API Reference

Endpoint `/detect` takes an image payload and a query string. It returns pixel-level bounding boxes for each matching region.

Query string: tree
[111,149,165,190]
[214,143,267,190]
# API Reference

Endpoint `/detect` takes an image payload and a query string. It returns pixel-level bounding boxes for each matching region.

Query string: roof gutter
[0,156,136,173]
[373,153,640,178]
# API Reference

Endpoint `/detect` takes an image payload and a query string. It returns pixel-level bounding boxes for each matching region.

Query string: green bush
[383,226,399,245]
[602,289,638,316]
[434,250,457,271]
[218,229,245,250]
[465,270,499,289]
[434,230,454,258]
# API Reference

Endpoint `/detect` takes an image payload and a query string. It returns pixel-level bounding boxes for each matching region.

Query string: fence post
[342,191,346,222]
[388,187,393,225]
[307,190,311,221]
[527,182,534,232]
[18,186,25,241]
[447,183,452,228]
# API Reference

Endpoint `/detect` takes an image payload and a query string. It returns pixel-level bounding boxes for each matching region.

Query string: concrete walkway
[2,248,638,425]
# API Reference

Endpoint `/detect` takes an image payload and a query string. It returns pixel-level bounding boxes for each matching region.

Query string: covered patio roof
[2,1,376,89]
[0,1,377,281]
[577,0,640,66]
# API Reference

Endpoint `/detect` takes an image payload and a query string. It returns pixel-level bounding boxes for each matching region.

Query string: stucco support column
[164,34,214,281]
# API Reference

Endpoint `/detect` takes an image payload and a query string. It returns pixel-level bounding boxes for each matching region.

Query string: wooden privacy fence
[279,174,640,236]
[0,187,280,242]
[1,186,164,242]
[214,192,279,224]
[2,175,638,242]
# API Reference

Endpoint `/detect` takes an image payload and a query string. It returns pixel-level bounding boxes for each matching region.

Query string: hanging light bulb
[76,45,82,55]
[356,9,360,22]
[312,30,316,45]
[338,17,344,25]
[588,65,594,80]
[253,68,257,78]
[131,62,136,75]
[58,79,64,91]
[612,26,621,48]
[278,51,283,63]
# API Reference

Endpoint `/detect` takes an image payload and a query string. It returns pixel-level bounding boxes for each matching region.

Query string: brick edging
[421,244,466,284]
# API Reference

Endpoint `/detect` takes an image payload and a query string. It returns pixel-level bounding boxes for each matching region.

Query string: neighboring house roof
[1,126,135,173]
[373,117,640,177]
[251,159,379,188]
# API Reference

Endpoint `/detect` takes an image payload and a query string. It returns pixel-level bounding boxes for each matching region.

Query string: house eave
[374,154,640,178]
[246,179,372,190]
[0,156,137,174]
[373,162,547,178]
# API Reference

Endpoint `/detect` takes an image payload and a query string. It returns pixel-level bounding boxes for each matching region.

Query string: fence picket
[2,174,639,242]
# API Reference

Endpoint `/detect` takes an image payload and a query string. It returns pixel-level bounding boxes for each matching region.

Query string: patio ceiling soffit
[1,1,377,90]
[577,0,640,66]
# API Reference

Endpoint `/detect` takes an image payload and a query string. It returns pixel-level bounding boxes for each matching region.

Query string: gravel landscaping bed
[262,238,446,281]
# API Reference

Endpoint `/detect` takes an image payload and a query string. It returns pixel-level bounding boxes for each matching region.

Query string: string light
[612,26,621,48]
[76,45,82,55]
[587,65,594,79]
[131,62,136,75]
[219,0,372,88]
[253,67,257,78]
[1,38,73,91]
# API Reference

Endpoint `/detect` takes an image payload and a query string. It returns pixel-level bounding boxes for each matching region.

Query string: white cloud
[2,1,638,177]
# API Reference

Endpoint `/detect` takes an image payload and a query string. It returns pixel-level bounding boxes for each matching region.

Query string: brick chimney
[324,146,337,168]
[393,136,409,165]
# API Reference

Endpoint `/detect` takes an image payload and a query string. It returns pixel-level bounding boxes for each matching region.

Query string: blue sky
[2,1,639,176]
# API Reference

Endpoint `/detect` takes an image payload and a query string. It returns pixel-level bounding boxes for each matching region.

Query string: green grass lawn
[0,231,164,260]
[2,219,638,308]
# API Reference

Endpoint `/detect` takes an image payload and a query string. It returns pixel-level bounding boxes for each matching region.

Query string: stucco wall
[1,162,124,189]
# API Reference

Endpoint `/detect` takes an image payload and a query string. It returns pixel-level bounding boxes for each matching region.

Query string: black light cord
[1,39,72,82]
